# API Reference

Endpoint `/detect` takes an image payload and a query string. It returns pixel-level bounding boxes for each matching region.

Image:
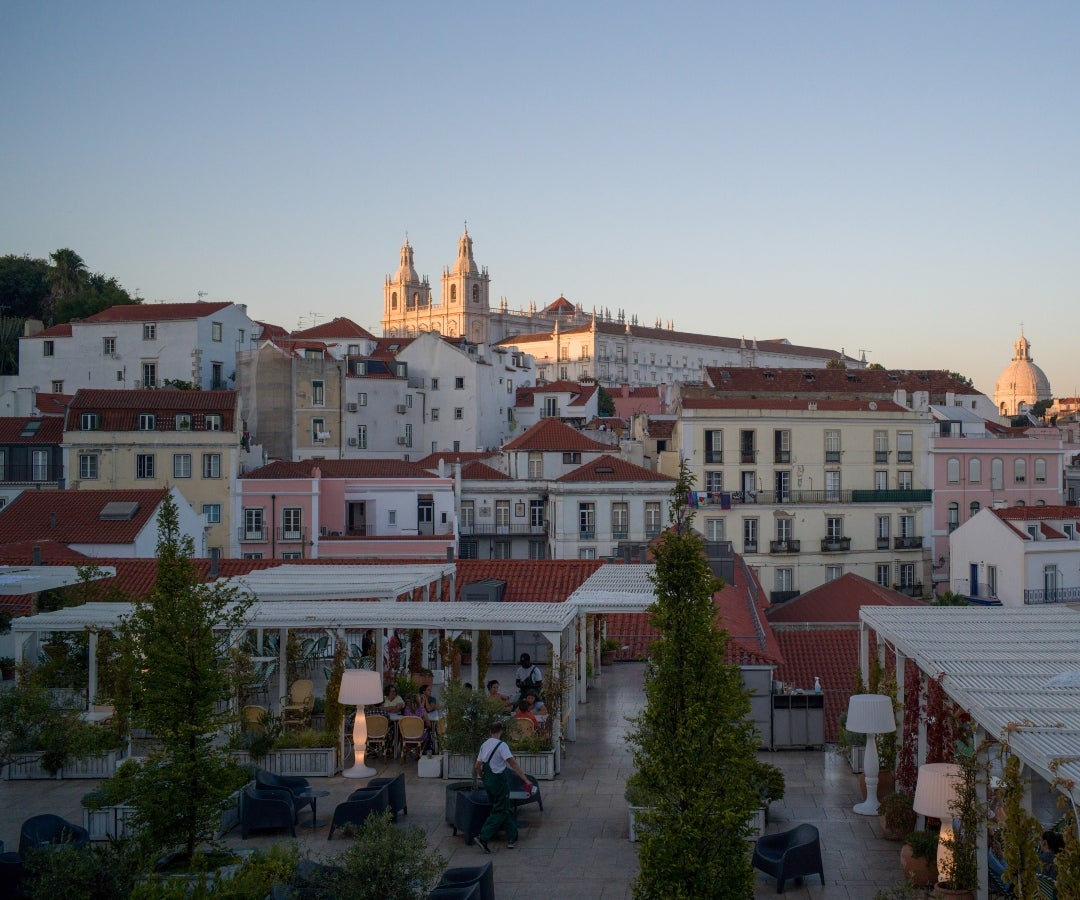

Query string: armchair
[451,790,493,847]
[327,786,390,839]
[282,679,315,729]
[240,788,296,839]
[255,770,313,818]
[508,770,543,813]
[434,861,494,900]
[366,773,408,820]
[18,814,89,856]
[751,823,825,893]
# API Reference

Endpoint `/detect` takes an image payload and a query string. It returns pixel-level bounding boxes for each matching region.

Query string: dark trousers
[478,767,517,843]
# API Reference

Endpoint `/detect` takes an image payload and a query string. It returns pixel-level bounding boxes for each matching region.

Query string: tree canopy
[0,249,137,325]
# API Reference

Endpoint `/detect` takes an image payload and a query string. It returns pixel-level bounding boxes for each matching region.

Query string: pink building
[237,459,456,560]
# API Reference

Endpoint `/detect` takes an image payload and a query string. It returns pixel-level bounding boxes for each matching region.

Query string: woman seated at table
[417,683,438,718]
[524,690,546,715]
[513,698,539,729]
[382,683,406,712]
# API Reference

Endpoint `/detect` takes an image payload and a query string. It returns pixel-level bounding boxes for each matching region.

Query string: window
[876,564,890,587]
[825,430,841,462]
[455,377,464,389]
[874,470,888,491]
[244,508,264,539]
[1035,458,1047,483]
[80,412,99,430]
[173,453,192,478]
[948,502,959,532]
[544,397,559,417]
[404,423,412,447]
[454,408,463,420]
[578,547,597,560]
[874,430,889,462]
[282,552,302,560]
[202,453,221,478]
[705,471,723,493]
[898,470,913,491]
[991,458,1003,490]
[203,504,221,523]
[743,518,759,552]
[826,517,843,540]
[528,452,543,479]
[988,565,997,598]
[645,502,661,537]
[143,323,156,340]
[460,501,474,529]
[138,413,156,431]
[899,563,916,588]
[282,508,302,539]
[78,453,99,480]
[493,540,512,559]
[740,430,756,463]
[459,539,477,559]
[430,378,439,391]
[312,380,325,406]
[705,518,725,541]
[31,449,48,481]
[358,393,368,406]
[312,418,325,443]
[897,431,913,463]
[530,499,544,527]
[562,452,581,465]
[579,503,595,539]
[876,515,890,548]
[947,457,960,483]
[495,500,510,528]
[453,441,461,452]
[970,500,981,517]
[1066,524,1076,539]
[136,453,155,479]
[141,361,157,388]
[42,340,54,357]
[211,321,222,342]
[612,502,629,539]
[969,458,982,483]
[775,470,791,502]
[242,552,264,559]
[431,408,440,421]
[103,337,116,355]
[776,517,794,544]
[205,414,222,431]
[175,413,192,430]
[357,425,367,449]
[704,430,723,463]
[774,429,791,463]
[775,568,793,592]
[826,565,843,581]
[825,470,841,502]
[1014,459,1027,483]
[240,330,247,345]
[529,540,546,559]
[406,394,413,408]
[51,380,63,393]
[899,515,915,538]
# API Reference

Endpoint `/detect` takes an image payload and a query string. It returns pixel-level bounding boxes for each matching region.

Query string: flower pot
[879,812,911,841]
[600,650,616,666]
[900,843,938,888]
[932,884,975,900]
[859,769,894,801]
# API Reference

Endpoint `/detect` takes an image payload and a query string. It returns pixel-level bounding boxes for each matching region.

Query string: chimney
[32,546,42,566]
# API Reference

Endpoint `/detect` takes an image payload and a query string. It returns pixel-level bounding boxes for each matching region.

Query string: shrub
[440,680,508,757]
[273,728,334,749]
[903,829,940,861]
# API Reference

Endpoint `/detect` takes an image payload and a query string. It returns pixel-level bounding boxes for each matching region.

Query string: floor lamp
[846,693,896,815]
[913,762,962,880]
[340,669,384,778]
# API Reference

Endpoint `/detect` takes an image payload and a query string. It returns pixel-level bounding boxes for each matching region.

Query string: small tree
[626,462,759,898]
[117,492,252,861]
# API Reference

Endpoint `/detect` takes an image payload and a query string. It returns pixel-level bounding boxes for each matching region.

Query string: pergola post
[468,628,478,688]
[576,614,587,704]
[277,627,289,704]
[87,630,99,705]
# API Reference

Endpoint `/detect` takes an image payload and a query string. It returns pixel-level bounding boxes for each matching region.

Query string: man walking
[474,721,530,851]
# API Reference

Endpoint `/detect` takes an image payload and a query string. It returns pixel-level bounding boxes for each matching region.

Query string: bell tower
[382,236,431,337]
[440,225,490,342]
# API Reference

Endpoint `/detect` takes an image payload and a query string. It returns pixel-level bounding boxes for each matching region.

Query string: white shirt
[476,737,513,774]
[515,664,541,687]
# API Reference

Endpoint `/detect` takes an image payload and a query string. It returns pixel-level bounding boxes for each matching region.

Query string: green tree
[626,462,759,898]
[0,316,24,375]
[597,384,616,417]
[46,248,88,324]
[826,357,847,369]
[0,253,51,319]
[946,370,975,389]
[117,492,251,861]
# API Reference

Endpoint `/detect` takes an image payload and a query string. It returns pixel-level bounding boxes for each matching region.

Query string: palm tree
[46,248,87,324]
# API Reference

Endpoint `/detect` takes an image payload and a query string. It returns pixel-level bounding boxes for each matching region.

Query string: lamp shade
[845,693,895,734]
[913,762,961,819]
[339,669,383,706]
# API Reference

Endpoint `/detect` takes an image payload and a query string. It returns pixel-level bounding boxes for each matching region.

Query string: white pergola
[0,565,115,595]
[859,604,1080,900]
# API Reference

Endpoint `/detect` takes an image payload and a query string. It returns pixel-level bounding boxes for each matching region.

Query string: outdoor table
[297,789,330,829]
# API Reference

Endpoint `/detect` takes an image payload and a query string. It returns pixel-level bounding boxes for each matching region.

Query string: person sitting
[514,653,543,701]
[513,698,539,728]
[487,679,510,707]
[382,684,405,712]
[417,683,438,718]
[525,690,546,714]
[1040,829,1065,879]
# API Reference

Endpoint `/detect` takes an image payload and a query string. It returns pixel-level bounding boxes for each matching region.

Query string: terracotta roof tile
[455,559,602,602]
[682,397,909,413]
[0,417,65,443]
[773,630,859,742]
[242,459,441,479]
[701,366,981,397]
[993,505,1080,521]
[555,454,674,483]
[414,452,498,469]
[645,418,675,438]
[502,418,611,452]
[0,489,168,546]
[766,573,924,624]
[460,461,511,481]
[33,323,72,338]
[83,301,232,322]
[65,390,237,431]
[291,317,375,340]
[34,394,71,416]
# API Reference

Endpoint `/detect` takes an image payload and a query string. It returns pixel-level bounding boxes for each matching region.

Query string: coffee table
[298,789,330,829]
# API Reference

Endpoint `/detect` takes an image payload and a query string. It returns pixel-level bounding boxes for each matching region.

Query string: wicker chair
[281,679,315,730]
[751,823,825,893]
[365,714,390,760]
[398,715,426,760]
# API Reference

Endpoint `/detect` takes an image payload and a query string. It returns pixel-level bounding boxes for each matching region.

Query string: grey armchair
[434,861,494,900]
[240,788,296,839]
[327,787,390,839]
[255,769,313,817]
[451,790,493,846]
[751,823,825,893]
[366,773,407,820]
[18,815,89,856]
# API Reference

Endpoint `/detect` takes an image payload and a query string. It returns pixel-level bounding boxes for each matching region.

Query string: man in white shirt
[514,653,542,702]
[473,721,530,851]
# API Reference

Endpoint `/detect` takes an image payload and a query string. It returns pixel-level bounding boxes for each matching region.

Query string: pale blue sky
[2,2,1077,396]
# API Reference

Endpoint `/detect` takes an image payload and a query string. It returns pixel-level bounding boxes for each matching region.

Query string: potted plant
[900,829,940,887]
[452,635,472,666]
[600,638,620,666]
[879,791,916,841]
[935,742,980,899]
[440,680,508,780]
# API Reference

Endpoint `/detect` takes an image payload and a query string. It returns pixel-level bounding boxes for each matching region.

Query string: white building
[18,301,259,395]
[513,380,602,431]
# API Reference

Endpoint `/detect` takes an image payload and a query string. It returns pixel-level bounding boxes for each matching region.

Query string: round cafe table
[298,789,330,829]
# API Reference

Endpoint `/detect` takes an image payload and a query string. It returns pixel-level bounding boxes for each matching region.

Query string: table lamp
[845,693,896,815]
[913,762,961,879]
[339,669,385,778]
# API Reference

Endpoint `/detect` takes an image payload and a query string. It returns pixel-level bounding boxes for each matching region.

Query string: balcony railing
[743,541,759,554]
[774,451,791,463]
[1024,586,1080,605]
[769,540,801,554]
[894,536,923,550]
[277,527,308,542]
[770,590,800,604]
[239,527,267,542]
[850,490,932,503]
[579,529,595,540]
[897,451,913,463]
[0,466,63,484]
[876,537,890,550]
[820,537,851,552]
[741,450,757,463]
[459,523,546,536]
[874,451,890,463]
[645,527,661,538]
[612,529,629,539]
[825,451,841,463]
[892,583,923,597]
[717,489,932,506]
[704,451,723,463]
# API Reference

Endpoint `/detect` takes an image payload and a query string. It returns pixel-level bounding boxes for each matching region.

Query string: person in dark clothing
[474,721,530,851]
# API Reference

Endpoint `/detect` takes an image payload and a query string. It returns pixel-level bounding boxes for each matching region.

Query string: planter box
[4,748,124,781]
[628,804,650,842]
[230,748,337,778]
[443,746,559,780]
[745,807,766,840]
[83,786,247,842]
[443,752,474,780]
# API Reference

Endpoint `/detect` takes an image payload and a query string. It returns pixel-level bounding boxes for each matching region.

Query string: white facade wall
[502,447,607,482]
[457,478,547,559]
[547,481,671,559]
[68,487,205,558]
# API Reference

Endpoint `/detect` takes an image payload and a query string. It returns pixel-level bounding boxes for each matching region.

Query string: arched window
[969,501,981,518]
[947,457,960,483]
[1036,499,1046,506]
[1014,459,1027,483]
[968,458,981,483]
[391,291,398,310]
[1015,499,1026,507]
[947,502,960,532]
[472,284,480,302]
[450,285,457,301]
[991,458,1004,490]
[1034,458,1047,483]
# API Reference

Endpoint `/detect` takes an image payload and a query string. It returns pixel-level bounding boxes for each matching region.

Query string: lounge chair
[451,790,493,847]
[255,769,313,818]
[327,786,390,839]
[18,814,89,856]
[434,861,494,900]
[751,823,825,893]
[366,773,407,820]
[240,788,296,839]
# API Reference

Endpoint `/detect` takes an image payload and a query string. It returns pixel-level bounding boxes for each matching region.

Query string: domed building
[993,330,1052,416]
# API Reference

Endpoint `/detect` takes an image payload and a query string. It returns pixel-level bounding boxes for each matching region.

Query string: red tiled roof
[766,573,925,624]
[1042,522,1067,539]
[701,366,981,397]
[502,418,611,452]
[242,459,441,479]
[414,451,497,469]
[0,540,91,563]
[773,630,859,742]
[83,301,232,322]
[291,317,375,340]
[682,397,909,413]
[514,381,596,410]
[31,323,73,338]
[555,454,674,483]
[646,418,675,438]
[35,394,71,416]
[994,505,1080,521]
[542,296,576,314]
[460,461,511,481]
[0,417,64,443]
[456,559,603,602]
[65,390,237,431]
[0,489,168,546]
[257,321,290,341]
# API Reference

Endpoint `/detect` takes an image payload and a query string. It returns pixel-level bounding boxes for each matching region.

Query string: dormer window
[175,413,192,430]
[205,414,222,431]
[138,413,156,431]
[80,413,100,431]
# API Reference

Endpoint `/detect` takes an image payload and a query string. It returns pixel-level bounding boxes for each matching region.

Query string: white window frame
[173,453,192,479]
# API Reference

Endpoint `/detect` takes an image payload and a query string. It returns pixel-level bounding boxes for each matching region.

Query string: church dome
[993,331,1052,416]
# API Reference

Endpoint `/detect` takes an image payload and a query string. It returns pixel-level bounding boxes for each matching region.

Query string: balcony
[893,536,923,550]
[820,537,851,552]
[0,465,63,484]
[459,523,546,536]
[876,537,890,550]
[277,527,308,542]
[897,451,913,463]
[239,527,267,542]
[769,540,801,555]
[210,379,228,390]
[740,450,757,463]
[579,529,595,540]
[850,490,932,503]
[825,451,841,463]
[1024,586,1080,605]
[743,541,759,554]
[892,583,923,598]
[704,451,723,464]
[612,529,629,540]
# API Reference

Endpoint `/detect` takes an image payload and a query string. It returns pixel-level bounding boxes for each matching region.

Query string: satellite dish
[869,401,878,410]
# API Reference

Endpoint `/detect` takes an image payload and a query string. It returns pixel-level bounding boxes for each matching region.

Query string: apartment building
[0,416,65,507]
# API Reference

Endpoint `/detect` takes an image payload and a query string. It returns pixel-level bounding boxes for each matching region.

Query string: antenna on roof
[197,291,207,302]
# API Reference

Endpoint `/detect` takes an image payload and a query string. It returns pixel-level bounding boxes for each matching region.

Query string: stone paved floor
[0,662,908,898]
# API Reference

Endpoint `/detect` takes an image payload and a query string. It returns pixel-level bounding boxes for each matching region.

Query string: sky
[2,2,1078,397]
